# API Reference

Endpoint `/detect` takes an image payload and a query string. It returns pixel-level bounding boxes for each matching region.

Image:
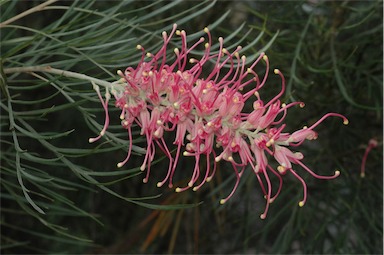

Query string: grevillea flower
[89,24,348,219]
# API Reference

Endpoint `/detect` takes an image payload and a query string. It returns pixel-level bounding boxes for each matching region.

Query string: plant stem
[3,66,115,89]
[0,0,59,28]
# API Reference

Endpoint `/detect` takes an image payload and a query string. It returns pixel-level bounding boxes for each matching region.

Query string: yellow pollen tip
[260,214,266,220]
[176,30,181,35]
[157,182,163,187]
[281,103,287,108]
[262,55,268,61]
[117,162,124,168]
[360,172,365,178]
[277,166,285,173]
[183,151,190,156]
[266,139,274,147]
[117,70,123,76]
[222,48,228,54]
[204,43,209,49]
[220,199,226,205]
[162,31,167,37]
[146,52,152,58]
[335,170,341,176]
[228,156,234,161]
[274,69,280,74]
[193,187,198,191]
[175,187,182,193]
[136,45,142,50]
[215,156,221,162]
[174,48,179,54]
[343,119,349,125]
[299,201,305,207]
[241,55,246,61]
[234,52,239,58]
[204,27,209,33]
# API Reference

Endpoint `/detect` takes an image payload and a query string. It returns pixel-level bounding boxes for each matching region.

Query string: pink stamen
[360,138,378,178]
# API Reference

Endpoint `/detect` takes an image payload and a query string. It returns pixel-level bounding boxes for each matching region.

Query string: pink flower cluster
[90,24,348,219]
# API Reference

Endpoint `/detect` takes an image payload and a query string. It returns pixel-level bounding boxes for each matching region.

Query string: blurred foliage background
[0,0,382,254]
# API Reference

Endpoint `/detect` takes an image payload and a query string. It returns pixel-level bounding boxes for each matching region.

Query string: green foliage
[0,0,382,254]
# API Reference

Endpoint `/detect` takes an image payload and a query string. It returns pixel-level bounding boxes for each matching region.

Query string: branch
[0,0,59,28]
[3,66,115,89]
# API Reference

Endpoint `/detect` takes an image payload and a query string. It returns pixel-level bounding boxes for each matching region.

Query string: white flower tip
[117,70,124,76]
[260,214,266,220]
[157,182,163,188]
[143,178,148,183]
[335,170,341,176]
[88,138,96,143]
[117,162,124,168]
[360,172,365,178]
[140,165,145,171]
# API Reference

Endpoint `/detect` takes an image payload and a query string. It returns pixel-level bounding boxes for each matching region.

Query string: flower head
[90,24,348,218]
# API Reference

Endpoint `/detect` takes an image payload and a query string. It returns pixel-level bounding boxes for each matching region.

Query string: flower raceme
[89,24,348,219]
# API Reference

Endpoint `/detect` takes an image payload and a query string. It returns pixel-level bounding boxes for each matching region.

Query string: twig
[0,0,59,28]
[3,65,115,89]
